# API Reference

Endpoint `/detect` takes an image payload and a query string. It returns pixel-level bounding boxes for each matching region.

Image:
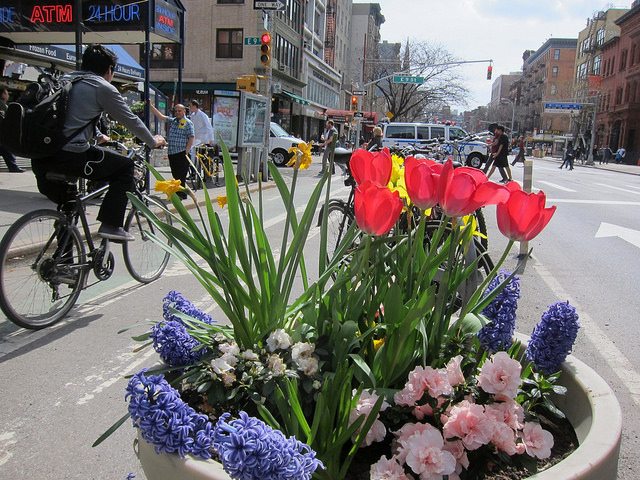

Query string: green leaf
[92,413,131,447]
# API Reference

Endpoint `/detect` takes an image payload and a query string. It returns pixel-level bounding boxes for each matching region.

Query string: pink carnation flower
[349,390,390,446]
[522,422,554,459]
[477,351,522,400]
[484,399,524,431]
[370,456,414,480]
[491,422,519,455]
[394,423,439,464]
[395,366,453,407]
[446,355,465,386]
[443,400,494,450]
[404,428,457,479]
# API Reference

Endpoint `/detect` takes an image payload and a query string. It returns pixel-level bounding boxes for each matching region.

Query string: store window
[216,29,243,58]
[148,43,179,69]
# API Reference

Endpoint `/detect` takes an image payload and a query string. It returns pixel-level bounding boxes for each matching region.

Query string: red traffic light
[261,32,271,43]
[487,65,493,80]
[350,96,358,111]
[260,31,272,67]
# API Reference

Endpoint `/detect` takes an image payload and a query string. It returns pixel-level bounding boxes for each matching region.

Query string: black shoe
[9,168,25,173]
[98,224,134,242]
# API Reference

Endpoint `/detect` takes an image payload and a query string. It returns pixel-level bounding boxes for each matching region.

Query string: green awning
[282,90,310,105]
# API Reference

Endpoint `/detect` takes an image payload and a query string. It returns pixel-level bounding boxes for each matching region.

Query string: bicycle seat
[46,172,79,184]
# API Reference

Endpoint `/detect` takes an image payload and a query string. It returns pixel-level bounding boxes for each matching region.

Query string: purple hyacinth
[213,411,323,480]
[126,369,213,459]
[477,270,520,353]
[151,320,207,367]
[526,301,580,375]
[163,290,214,325]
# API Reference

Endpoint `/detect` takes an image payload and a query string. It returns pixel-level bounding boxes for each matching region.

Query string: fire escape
[324,0,336,67]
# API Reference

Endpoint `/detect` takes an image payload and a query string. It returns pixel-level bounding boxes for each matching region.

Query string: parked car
[270,122,304,166]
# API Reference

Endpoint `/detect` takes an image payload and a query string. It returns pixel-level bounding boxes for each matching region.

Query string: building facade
[597,2,640,163]
[521,38,577,139]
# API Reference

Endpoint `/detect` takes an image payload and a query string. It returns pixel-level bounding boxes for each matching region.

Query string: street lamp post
[500,98,515,134]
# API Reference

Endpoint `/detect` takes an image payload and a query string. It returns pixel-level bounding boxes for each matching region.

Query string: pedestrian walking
[603,146,612,164]
[150,101,194,199]
[511,135,526,165]
[485,125,512,183]
[0,86,25,172]
[188,100,214,148]
[615,147,626,164]
[319,120,337,175]
[559,142,574,170]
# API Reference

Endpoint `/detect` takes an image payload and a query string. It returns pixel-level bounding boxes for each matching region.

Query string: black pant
[0,143,21,171]
[168,151,189,188]
[32,146,134,227]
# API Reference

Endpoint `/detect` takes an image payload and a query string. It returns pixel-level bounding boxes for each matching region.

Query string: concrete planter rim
[135,346,622,480]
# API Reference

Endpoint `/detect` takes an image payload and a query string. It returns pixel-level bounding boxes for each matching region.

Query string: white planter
[135,352,621,480]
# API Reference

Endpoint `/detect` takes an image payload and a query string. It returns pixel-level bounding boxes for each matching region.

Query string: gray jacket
[63,71,156,152]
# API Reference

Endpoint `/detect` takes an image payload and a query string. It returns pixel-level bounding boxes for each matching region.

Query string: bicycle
[194,144,222,186]
[0,142,172,329]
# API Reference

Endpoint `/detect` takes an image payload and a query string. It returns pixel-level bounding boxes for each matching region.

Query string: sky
[373,0,630,113]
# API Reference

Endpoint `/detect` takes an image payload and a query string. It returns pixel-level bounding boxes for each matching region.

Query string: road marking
[536,180,577,192]
[533,260,640,407]
[595,222,640,249]
[0,431,16,466]
[546,199,640,205]
[595,183,640,195]
[624,184,640,191]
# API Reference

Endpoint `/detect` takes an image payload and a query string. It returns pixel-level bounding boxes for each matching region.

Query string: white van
[381,122,489,168]
[270,122,304,166]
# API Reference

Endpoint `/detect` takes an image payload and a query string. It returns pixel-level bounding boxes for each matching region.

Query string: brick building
[597,2,640,164]
[521,38,577,140]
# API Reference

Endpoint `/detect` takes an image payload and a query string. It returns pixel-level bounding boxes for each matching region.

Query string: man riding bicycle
[31,44,166,242]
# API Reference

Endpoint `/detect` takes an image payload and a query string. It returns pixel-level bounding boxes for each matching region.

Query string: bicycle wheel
[0,210,86,329]
[186,165,202,191]
[320,200,356,264]
[123,195,172,283]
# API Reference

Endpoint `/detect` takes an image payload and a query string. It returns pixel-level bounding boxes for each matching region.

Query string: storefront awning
[282,90,310,105]
[11,44,144,80]
[325,109,378,124]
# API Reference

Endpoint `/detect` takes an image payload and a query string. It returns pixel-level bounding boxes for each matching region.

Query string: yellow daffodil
[217,195,228,209]
[460,214,487,241]
[389,154,405,185]
[155,179,184,199]
[287,141,313,169]
[373,338,385,352]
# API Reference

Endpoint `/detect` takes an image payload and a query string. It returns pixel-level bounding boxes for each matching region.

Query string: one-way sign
[353,90,367,96]
[353,112,365,118]
[254,0,285,10]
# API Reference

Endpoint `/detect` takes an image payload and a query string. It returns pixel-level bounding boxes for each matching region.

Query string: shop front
[325,109,378,148]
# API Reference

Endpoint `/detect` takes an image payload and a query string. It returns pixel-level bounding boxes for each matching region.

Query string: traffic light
[260,32,271,68]
[351,95,358,111]
[487,65,493,80]
[236,74,258,93]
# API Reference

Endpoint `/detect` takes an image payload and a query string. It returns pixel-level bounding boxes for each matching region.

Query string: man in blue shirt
[150,102,194,199]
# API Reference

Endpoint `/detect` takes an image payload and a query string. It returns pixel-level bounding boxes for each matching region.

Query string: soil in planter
[346,415,578,480]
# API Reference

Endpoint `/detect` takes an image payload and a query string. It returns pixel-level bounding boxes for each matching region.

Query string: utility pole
[586,94,599,166]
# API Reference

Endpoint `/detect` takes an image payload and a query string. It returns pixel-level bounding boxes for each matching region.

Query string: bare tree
[374,39,468,122]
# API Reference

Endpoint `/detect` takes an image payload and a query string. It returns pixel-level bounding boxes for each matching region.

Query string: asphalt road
[0,155,638,479]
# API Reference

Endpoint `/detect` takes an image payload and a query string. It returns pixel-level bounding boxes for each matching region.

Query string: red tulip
[497,190,556,241]
[350,148,393,186]
[437,159,510,217]
[404,156,441,209]
[354,180,403,235]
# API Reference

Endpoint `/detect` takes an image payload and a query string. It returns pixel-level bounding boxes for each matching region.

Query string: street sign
[353,112,365,118]
[544,102,581,114]
[392,75,424,84]
[244,37,260,46]
[353,90,367,96]
[253,0,285,10]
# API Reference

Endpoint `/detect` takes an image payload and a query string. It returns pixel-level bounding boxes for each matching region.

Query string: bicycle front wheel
[321,200,356,264]
[186,165,202,191]
[0,210,86,329]
[123,196,172,283]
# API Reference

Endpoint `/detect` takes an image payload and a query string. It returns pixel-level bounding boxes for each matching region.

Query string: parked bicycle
[0,142,172,329]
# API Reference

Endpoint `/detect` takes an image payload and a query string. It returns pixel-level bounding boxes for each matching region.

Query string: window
[593,55,602,75]
[147,43,179,69]
[449,127,466,140]
[431,126,445,139]
[596,26,606,46]
[552,66,558,77]
[417,126,429,139]
[550,84,557,95]
[554,48,560,60]
[621,50,628,71]
[216,29,243,58]
[385,125,415,139]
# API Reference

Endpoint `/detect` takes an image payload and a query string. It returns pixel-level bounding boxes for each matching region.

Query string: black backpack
[0,74,93,160]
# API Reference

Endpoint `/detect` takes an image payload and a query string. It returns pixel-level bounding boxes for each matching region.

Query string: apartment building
[597,1,640,163]
[521,38,577,139]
